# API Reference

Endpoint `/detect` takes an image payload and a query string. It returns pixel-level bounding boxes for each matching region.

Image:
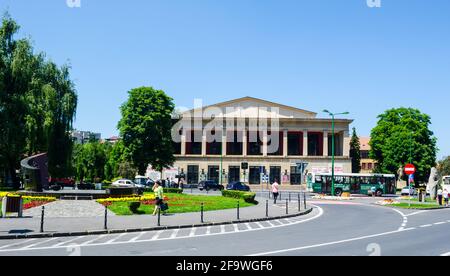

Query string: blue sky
[1,0,449,158]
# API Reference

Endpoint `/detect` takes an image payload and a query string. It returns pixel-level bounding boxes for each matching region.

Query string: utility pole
[323,110,350,196]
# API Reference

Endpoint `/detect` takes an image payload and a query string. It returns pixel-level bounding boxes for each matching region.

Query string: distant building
[71,130,101,144]
[360,137,377,173]
[172,97,354,187]
[104,136,120,144]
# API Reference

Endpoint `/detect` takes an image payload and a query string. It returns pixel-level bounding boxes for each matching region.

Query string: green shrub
[163,188,183,194]
[128,201,141,213]
[222,190,256,203]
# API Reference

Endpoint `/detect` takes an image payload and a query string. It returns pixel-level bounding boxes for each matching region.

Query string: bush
[129,201,141,213]
[222,190,256,203]
[164,188,183,194]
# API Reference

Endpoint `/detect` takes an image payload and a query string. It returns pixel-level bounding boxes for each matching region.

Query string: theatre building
[172,97,353,187]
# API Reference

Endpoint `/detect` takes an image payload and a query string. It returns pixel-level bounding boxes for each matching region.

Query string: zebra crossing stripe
[170,229,179,239]
[151,230,164,241]
[0,239,37,250]
[189,228,196,237]
[22,238,57,249]
[82,235,105,245]
[55,236,85,247]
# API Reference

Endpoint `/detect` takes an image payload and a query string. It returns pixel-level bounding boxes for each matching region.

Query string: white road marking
[151,231,164,241]
[54,236,85,247]
[206,227,211,235]
[82,235,106,245]
[233,224,239,232]
[406,211,427,217]
[434,222,446,225]
[189,228,196,237]
[420,224,433,228]
[244,223,252,230]
[255,222,264,229]
[170,229,179,239]
[129,232,146,242]
[266,221,275,227]
[105,233,127,244]
[21,238,57,249]
[0,239,37,250]
[0,205,324,253]
[441,252,450,256]
[248,228,416,256]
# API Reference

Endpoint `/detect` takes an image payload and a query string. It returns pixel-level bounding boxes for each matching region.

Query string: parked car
[134,176,154,188]
[48,177,75,190]
[111,179,135,188]
[226,181,251,192]
[401,186,417,196]
[198,181,224,191]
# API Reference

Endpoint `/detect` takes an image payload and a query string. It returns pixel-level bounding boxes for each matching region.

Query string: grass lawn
[391,202,446,209]
[106,193,257,216]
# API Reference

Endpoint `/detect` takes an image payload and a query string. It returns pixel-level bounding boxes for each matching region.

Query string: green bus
[307,173,397,197]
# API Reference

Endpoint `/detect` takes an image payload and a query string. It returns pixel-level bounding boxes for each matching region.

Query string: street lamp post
[323,110,349,196]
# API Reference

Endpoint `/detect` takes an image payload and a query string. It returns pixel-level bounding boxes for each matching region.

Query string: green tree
[370,108,437,183]
[0,14,77,187]
[350,127,361,173]
[118,87,175,175]
[438,156,450,177]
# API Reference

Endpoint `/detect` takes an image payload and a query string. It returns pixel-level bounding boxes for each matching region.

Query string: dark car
[226,181,251,192]
[198,181,224,191]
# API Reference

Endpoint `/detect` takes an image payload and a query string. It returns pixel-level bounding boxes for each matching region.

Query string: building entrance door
[249,166,261,185]
[270,166,281,184]
[228,166,240,183]
[208,166,220,183]
[290,166,302,185]
[187,165,199,185]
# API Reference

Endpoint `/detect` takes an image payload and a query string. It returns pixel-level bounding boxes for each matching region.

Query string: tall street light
[323,110,350,196]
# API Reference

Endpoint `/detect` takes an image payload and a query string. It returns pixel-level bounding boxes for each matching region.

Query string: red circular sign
[404,164,416,175]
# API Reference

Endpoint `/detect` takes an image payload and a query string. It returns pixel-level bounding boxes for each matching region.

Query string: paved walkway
[0,197,310,237]
[24,200,116,218]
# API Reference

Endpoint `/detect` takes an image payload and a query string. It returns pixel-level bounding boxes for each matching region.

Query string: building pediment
[183,97,317,119]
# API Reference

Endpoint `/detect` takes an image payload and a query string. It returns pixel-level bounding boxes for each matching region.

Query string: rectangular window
[288,132,303,156]
[206,130,222,155]
[247,131,263,156]
[308,133,323,156]
[268,132,283,156]
[187,165,199,184]
[186,131,202,155]
[227,131,243,156]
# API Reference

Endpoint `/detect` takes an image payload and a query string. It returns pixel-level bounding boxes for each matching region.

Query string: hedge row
[221,190,257,203]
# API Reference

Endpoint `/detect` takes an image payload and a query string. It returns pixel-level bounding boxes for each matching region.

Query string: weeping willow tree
[0,13,77,187]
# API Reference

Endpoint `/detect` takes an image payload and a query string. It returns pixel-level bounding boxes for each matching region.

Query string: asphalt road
[1,199,449,256]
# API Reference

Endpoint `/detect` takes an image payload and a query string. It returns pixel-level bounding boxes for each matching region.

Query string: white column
[283,130,288,157]
[202,129,207,156]
[263,131,268,157]
[222,130,227,156]
[303,130,308,156]
[243,130,247,157]
[181,130,186,156]
[323,131,329,157]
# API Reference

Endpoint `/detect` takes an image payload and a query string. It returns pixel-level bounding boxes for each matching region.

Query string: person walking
[272,179,280,204]
[437,188,443,206]
[152,181,167,216]
[444,189,449,207]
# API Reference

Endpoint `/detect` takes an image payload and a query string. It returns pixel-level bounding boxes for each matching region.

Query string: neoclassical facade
[171,97,353,187]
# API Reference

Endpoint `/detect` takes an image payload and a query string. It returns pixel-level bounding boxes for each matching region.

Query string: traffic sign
[404,164,416,175]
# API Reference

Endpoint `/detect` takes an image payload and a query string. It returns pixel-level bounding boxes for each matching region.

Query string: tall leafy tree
[438,156,450,177]
[370,108,437,183]
[0,14,77,187]
[350,127,361,173]
[118,87,175,175]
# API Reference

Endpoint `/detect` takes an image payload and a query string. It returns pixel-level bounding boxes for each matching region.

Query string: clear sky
[1,0,449,158]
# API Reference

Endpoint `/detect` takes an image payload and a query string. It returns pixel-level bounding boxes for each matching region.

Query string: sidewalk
[0,197,312,239]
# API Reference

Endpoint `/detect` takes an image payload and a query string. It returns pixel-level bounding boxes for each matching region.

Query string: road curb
[0,208,313,240]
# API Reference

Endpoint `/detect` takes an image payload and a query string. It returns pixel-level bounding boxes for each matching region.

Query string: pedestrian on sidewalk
[437,188,443,206]
[152,181,167,216]
[443,189,449,207]
[272,179,280,204]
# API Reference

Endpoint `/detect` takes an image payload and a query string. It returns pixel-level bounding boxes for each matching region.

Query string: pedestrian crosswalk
[0,209,319,254]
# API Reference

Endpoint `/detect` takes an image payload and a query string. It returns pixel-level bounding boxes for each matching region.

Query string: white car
[112,179,135,188]
[401,187,416,196]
